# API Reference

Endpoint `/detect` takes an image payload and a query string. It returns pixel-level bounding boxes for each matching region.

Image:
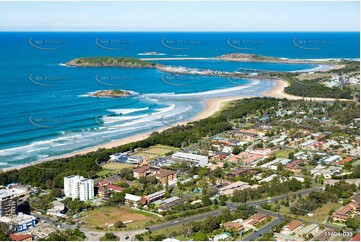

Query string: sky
[0,1,359,32]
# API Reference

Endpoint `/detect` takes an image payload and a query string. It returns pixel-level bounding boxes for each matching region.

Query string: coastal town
[0,96,359,241]
[0,0,360,241]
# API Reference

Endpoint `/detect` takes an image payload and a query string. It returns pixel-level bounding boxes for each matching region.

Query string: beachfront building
[0,187,27,218]
[171,152,208,167]
[64,175,94,201]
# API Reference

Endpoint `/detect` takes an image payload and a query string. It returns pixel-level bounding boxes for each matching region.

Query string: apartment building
[64,175,94,201]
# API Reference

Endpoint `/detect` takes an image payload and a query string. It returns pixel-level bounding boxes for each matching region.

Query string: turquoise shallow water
[0,32,359,169]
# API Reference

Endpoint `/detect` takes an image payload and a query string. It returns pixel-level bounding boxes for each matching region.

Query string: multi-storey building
[0,187,27,218]
[64,175,94,201]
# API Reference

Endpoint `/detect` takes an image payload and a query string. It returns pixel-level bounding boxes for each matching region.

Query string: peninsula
[66,57,158,68]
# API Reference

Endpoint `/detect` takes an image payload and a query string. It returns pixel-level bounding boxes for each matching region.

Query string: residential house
[228,152,264,165]
[332,201,360,222]
[281,220,303,235]
[219,181,259,196]
[227,168,257,178]
[213,233,230,241]
[332,156,353,166]
[274,233,298,241]
[223,221,244,232]
[296,224,319,237]
[249,213,270,224]
[9,233,32,241]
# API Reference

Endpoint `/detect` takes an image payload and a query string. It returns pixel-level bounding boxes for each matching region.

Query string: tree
[232,146,242,155]
[288,152,295,160]
[346,216,360,230]
[304,176,312,188]
[50,188,63,198]
[107,192,126,206]
[0,232,9,241]
[46,229,85,241]
[100,233,119,241]
[193,231,207,241]
[63,198,89,213]
[45,179,54,189]
[219,195,227,206]
[201,195,212,206]
[114,221,126,228]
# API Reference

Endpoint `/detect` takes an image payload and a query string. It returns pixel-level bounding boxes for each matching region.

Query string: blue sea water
[0,32,359,169]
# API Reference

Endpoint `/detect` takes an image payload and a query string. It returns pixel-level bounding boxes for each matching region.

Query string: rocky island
[90,90,134,98]
[66,57,158,68]
[217,53,345,65]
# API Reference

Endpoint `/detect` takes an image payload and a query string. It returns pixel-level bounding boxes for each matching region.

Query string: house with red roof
[9,233,32,241]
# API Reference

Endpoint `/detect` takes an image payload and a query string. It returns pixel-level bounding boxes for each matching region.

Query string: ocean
[0,32,359,169]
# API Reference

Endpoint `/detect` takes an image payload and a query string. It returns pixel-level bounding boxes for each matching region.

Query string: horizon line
[0,30,360,33]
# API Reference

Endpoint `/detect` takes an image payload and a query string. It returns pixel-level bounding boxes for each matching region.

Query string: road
[149,208,227,232]
[241,207,347,241]
[150,187,324,232]
[242,213,284,241]
[227,187,324,210]
[79,186,325,240]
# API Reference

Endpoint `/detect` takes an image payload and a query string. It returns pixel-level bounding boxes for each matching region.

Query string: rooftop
[284,220,303,231]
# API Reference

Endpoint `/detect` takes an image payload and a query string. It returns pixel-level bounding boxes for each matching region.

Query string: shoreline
[262,78,352,102]
[1,73,353,173]
[1,96,248,173]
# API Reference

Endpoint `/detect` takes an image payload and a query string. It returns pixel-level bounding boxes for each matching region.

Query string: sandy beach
[140,57,215,61]
[1,95,249,172]
[2,76,352,173]
[262,78,353,102]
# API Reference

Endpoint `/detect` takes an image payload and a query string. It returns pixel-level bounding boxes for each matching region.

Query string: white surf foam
[108,107,149,115]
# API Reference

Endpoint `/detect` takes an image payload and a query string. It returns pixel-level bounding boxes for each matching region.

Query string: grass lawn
[132,145,178,161]
[299,202,342,224]
[269,201,344,226]
[142,224,187,240]
[101,162,133,170]
[96,169,118,177]
[175,235,191,241]
[82,206,160,230]
[262,203,290,215]
[275,149,294,158]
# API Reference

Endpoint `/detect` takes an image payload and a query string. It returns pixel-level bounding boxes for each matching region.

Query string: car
[125,236,129,240]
